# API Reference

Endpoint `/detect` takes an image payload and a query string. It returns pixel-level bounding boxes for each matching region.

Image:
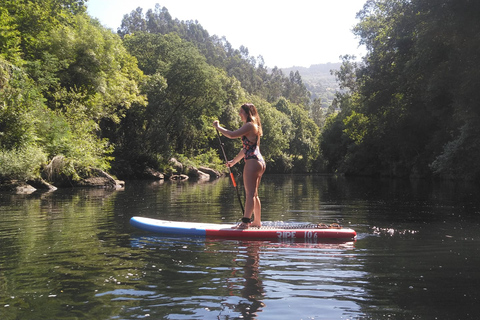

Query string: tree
[1,3,147,180]
[288,103,320,171]
[43,15,146,122]
[321,0,480,180]
[285,71,311,106]
[257,100,294,172]
[310,98,326,128]
[118,7,148,37]
[122,32,226,163]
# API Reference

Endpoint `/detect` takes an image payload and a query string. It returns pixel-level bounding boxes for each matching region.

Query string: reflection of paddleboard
[130,217,357,240]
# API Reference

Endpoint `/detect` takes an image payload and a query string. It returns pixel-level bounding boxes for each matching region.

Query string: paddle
[216,129,245,215]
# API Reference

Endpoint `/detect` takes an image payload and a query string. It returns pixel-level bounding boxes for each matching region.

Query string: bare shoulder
[242,122,259,142]
[242,122,259,136]
[242,122,256,131]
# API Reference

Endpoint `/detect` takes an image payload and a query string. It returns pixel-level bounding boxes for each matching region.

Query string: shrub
[0,145,47,181]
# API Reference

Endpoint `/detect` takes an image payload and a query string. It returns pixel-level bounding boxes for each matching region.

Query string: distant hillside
[282,62,342,103]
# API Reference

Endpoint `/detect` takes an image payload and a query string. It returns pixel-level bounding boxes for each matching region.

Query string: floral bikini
[242,135,266,169]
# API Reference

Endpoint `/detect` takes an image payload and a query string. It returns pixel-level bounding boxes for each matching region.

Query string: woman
[213,103,266,228]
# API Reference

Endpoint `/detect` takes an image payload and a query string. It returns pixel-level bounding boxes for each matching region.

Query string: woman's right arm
[214,121,254,139]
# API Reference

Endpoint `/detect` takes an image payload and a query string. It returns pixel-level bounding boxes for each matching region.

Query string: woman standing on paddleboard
[213,103,266,229]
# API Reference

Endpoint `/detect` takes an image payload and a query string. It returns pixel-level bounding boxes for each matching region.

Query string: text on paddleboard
[276,231,318,239]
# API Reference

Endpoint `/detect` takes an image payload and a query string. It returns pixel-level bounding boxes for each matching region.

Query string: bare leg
[243,159,265,228]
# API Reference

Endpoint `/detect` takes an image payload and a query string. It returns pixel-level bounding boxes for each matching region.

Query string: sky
[86,0,367,68]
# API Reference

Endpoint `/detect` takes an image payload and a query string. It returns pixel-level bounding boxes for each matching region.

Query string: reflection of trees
[0,187,132,320]
[125,178,235,222]
[257,175,344,223]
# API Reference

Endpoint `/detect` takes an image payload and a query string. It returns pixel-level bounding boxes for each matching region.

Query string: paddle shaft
[216,129,245,215]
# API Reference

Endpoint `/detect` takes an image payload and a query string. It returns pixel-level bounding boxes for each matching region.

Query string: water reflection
[128,235,358,319]
[2,175,480,319]
[226,239,359,319]
[223,241,265,319]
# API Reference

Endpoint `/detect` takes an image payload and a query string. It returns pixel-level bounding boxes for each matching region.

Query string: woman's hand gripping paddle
[216,129,245,215]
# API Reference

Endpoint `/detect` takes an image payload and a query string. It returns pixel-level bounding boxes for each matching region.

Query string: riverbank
[0,157,222,194]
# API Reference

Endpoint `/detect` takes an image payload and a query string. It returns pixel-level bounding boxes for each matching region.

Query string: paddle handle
[216,129,244,214]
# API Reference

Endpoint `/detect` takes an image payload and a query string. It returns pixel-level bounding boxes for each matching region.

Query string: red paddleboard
[130,217,356,241]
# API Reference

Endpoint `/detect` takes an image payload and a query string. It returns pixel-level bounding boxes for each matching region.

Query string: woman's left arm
[226,149,245,167]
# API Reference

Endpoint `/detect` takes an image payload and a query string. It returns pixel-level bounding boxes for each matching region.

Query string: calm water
[1,175,479,320]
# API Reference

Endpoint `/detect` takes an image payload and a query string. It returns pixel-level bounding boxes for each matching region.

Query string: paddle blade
[229,172,237,187]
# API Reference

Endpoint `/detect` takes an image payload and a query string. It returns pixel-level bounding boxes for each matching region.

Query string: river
[1,175,479,319]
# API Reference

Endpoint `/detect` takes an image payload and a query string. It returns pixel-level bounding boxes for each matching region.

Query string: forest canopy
[1,0,479,184]
[323,0,480,181]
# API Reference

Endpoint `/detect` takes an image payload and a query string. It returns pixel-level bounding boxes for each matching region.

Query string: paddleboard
[130,217,357,240]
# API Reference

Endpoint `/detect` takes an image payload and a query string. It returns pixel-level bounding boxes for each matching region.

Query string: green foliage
[310,98,327,128]
[430,119,480,180]
[0,7,22,65]
[1,0,86,60]
[321,0,480,180]
[176,149,225,173]
[289,103,320,171]
[1,0,342,182]
[320,114,344,172]
[44,15,147,122]
[0,58,43,150]
[35,109,73,157]
[0,3,146,181]
[259,102,292,162]
[343,111,369,145]
[265,98,320,172]
[122,32,225,158]
[285,71,311,105]
[0,56,112,182]
[0,145,47,181]
[111,5,324,175]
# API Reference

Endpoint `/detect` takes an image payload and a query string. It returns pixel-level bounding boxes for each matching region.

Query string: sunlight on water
[371,226,419,236]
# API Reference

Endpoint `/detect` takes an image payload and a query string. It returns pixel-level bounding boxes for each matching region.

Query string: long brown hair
[241,103,263,137]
